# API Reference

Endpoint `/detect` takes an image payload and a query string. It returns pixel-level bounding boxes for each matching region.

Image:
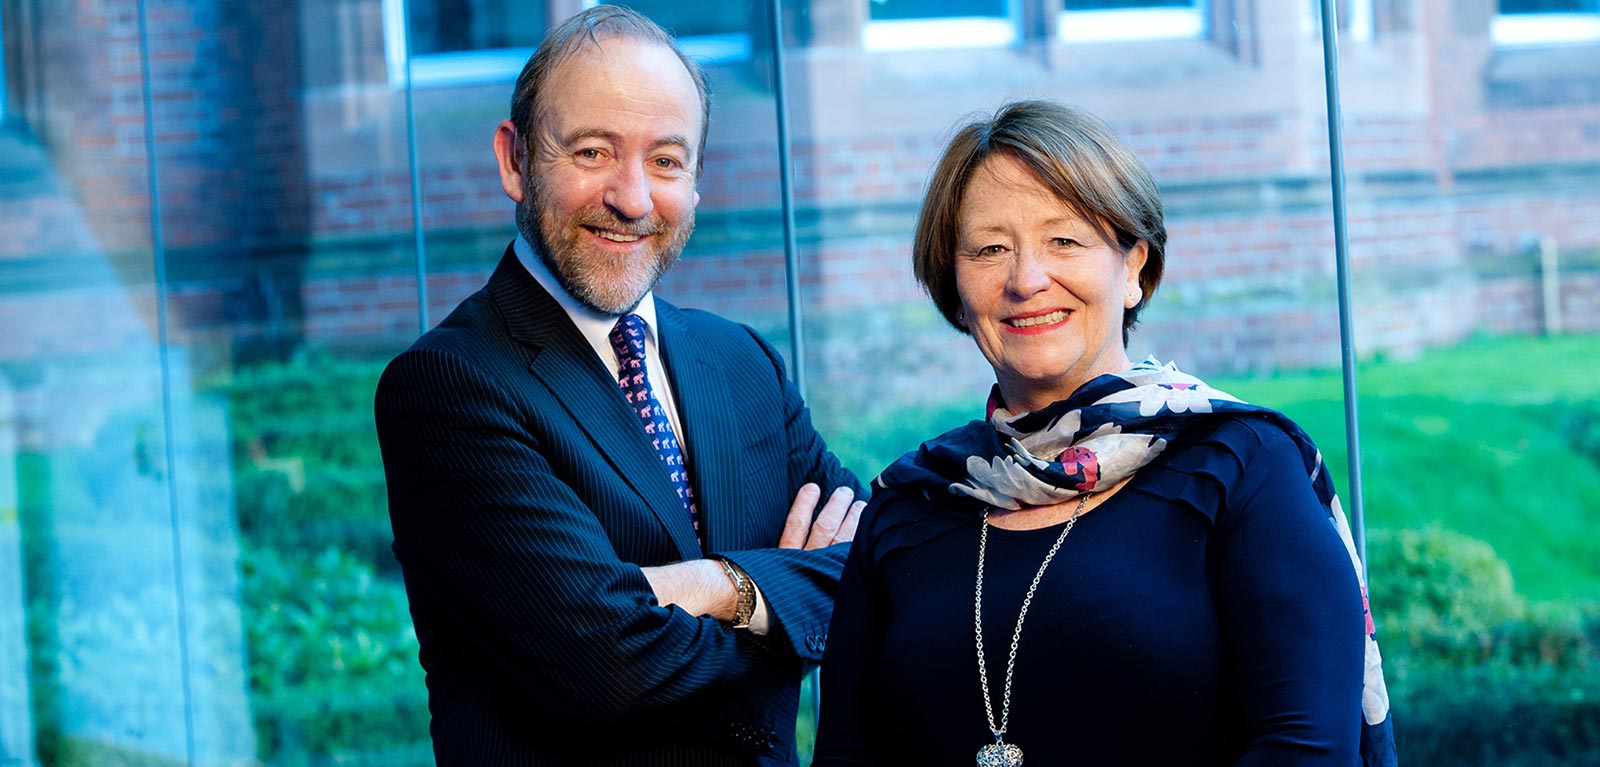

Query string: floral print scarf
[873,357,1397,766]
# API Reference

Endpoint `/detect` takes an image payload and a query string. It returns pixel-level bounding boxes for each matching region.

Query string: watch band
[714,557,756,630]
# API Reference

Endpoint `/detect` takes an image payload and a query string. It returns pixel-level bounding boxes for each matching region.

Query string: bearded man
[374,6,864,765]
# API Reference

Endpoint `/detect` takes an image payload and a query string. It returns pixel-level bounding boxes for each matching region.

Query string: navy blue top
[814,415,1366,766]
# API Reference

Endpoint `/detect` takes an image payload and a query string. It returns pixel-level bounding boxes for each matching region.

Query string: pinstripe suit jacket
[375,247,862,766]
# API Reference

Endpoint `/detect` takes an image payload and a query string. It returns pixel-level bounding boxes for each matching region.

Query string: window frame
[1,0,10,122]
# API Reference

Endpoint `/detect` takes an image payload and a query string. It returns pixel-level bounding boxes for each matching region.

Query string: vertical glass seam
[401,0,430,333]
[769,0,806,397]
[1317,0,1368,577]
[136,0,199,761]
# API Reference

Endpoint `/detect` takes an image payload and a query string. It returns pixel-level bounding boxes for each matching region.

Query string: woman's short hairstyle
[510,5,712,174]
[912,100,1167,344]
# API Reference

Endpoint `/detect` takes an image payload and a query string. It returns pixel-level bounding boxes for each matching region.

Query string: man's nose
[604,162,655,221]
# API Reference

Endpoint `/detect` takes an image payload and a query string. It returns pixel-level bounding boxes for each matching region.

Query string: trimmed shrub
[1369,527,1600,766]
[241,544,429,764]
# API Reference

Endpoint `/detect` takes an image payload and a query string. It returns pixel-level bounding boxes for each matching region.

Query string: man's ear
[492,120,527,203]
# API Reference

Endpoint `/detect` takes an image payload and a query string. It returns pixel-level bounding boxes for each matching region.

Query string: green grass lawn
[830,333,1600,602]
[1215,334,1600,602]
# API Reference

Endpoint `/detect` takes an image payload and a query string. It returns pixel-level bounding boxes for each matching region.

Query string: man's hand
[778,484,865,550]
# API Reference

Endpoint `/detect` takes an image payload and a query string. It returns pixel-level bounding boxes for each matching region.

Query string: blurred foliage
[213,353,432,763]
[207,353,392,566]
[1368,527,1600,766]
[241,544,429,764]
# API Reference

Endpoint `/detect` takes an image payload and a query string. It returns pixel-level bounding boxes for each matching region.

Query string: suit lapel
[489,248,701,561]
[657,301,745,555]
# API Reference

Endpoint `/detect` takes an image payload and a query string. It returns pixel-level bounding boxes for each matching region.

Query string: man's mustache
[571,209,665,238]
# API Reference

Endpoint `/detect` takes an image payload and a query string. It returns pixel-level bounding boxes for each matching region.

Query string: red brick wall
[5,0,1599,381]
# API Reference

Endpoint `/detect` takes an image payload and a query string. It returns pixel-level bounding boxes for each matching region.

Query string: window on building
[1058,0,1206,43]
[612,0,754,62]
[1492,0,1600,46]
[863,0,1018,52]
[408,0,545,56]
[388,0,750,88]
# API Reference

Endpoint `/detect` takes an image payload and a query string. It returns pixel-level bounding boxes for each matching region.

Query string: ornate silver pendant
[977,741,1023,766]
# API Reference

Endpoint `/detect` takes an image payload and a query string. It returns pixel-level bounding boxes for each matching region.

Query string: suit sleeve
[375,345,796,737]
[1216,422,1366,765]
[714,325,866,662]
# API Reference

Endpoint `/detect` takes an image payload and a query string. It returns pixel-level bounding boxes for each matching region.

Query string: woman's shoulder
[1133,411,1315,522]
[857,483,982,565]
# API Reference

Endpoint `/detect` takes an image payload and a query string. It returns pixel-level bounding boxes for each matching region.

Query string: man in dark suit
[374,6,864,765]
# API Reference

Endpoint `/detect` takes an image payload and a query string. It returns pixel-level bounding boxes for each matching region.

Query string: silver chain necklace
[974,493,1089,767]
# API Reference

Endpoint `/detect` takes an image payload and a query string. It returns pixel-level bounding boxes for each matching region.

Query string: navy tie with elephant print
[609,313,701,544]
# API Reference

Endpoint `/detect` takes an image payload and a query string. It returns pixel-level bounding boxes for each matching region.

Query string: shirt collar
[513,233,660,347]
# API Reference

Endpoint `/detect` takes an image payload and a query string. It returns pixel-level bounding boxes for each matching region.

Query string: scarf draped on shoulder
[873,357,1397,766]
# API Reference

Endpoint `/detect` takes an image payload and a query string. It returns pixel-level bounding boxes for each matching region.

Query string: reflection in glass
[1339,0,1600,762]
[1,0,1593,764]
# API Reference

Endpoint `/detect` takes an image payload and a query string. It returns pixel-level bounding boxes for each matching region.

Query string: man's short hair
[912,100,1167,344]
[511,5,713,174]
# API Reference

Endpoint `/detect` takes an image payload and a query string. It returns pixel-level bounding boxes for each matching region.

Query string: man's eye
[654,157,681,169]
[577,148,602,160]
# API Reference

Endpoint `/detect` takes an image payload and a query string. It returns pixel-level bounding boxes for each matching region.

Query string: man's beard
[517,172,694,315]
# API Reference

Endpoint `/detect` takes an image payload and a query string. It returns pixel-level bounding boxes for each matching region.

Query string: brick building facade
[2,0,1597,406]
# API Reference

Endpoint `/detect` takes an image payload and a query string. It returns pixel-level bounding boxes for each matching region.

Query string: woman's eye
[1051,237,1080,248]
[979,244,1007,255]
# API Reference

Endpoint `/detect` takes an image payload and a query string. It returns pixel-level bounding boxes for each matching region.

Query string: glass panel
[0,0,433,764]
[788,0,1358,750]
[1340,0,1600,763]
[218,2,428,761]
[0,0,193,762]
[406,0,803,752]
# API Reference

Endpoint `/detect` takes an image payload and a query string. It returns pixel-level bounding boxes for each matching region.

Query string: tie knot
[610,313,649,364]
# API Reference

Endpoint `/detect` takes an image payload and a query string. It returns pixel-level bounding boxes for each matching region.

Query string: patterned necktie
[609,314,701,543]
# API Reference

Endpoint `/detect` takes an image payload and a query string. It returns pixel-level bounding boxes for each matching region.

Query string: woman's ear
[1124,240,1149,309]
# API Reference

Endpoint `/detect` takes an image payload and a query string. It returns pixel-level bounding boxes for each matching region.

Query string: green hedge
[1369,528,1600,765]
[209,354,392,564]
[241,544,430,763]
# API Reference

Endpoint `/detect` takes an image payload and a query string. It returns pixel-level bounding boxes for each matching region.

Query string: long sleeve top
[814,415,1366,766]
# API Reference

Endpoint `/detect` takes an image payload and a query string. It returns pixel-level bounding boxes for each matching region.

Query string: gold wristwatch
[714,557,756,630]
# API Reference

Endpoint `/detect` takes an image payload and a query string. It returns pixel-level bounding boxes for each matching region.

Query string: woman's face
[953,153,1147,414]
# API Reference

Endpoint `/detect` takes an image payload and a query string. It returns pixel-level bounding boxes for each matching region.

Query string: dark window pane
[613,0,751,38]
[1063,0,1194,9]
[868,0,1008,22]
[1499,0,1598,13]
[410,0,546,55]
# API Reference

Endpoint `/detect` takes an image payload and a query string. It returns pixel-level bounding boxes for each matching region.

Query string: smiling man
[374,6,864,765]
